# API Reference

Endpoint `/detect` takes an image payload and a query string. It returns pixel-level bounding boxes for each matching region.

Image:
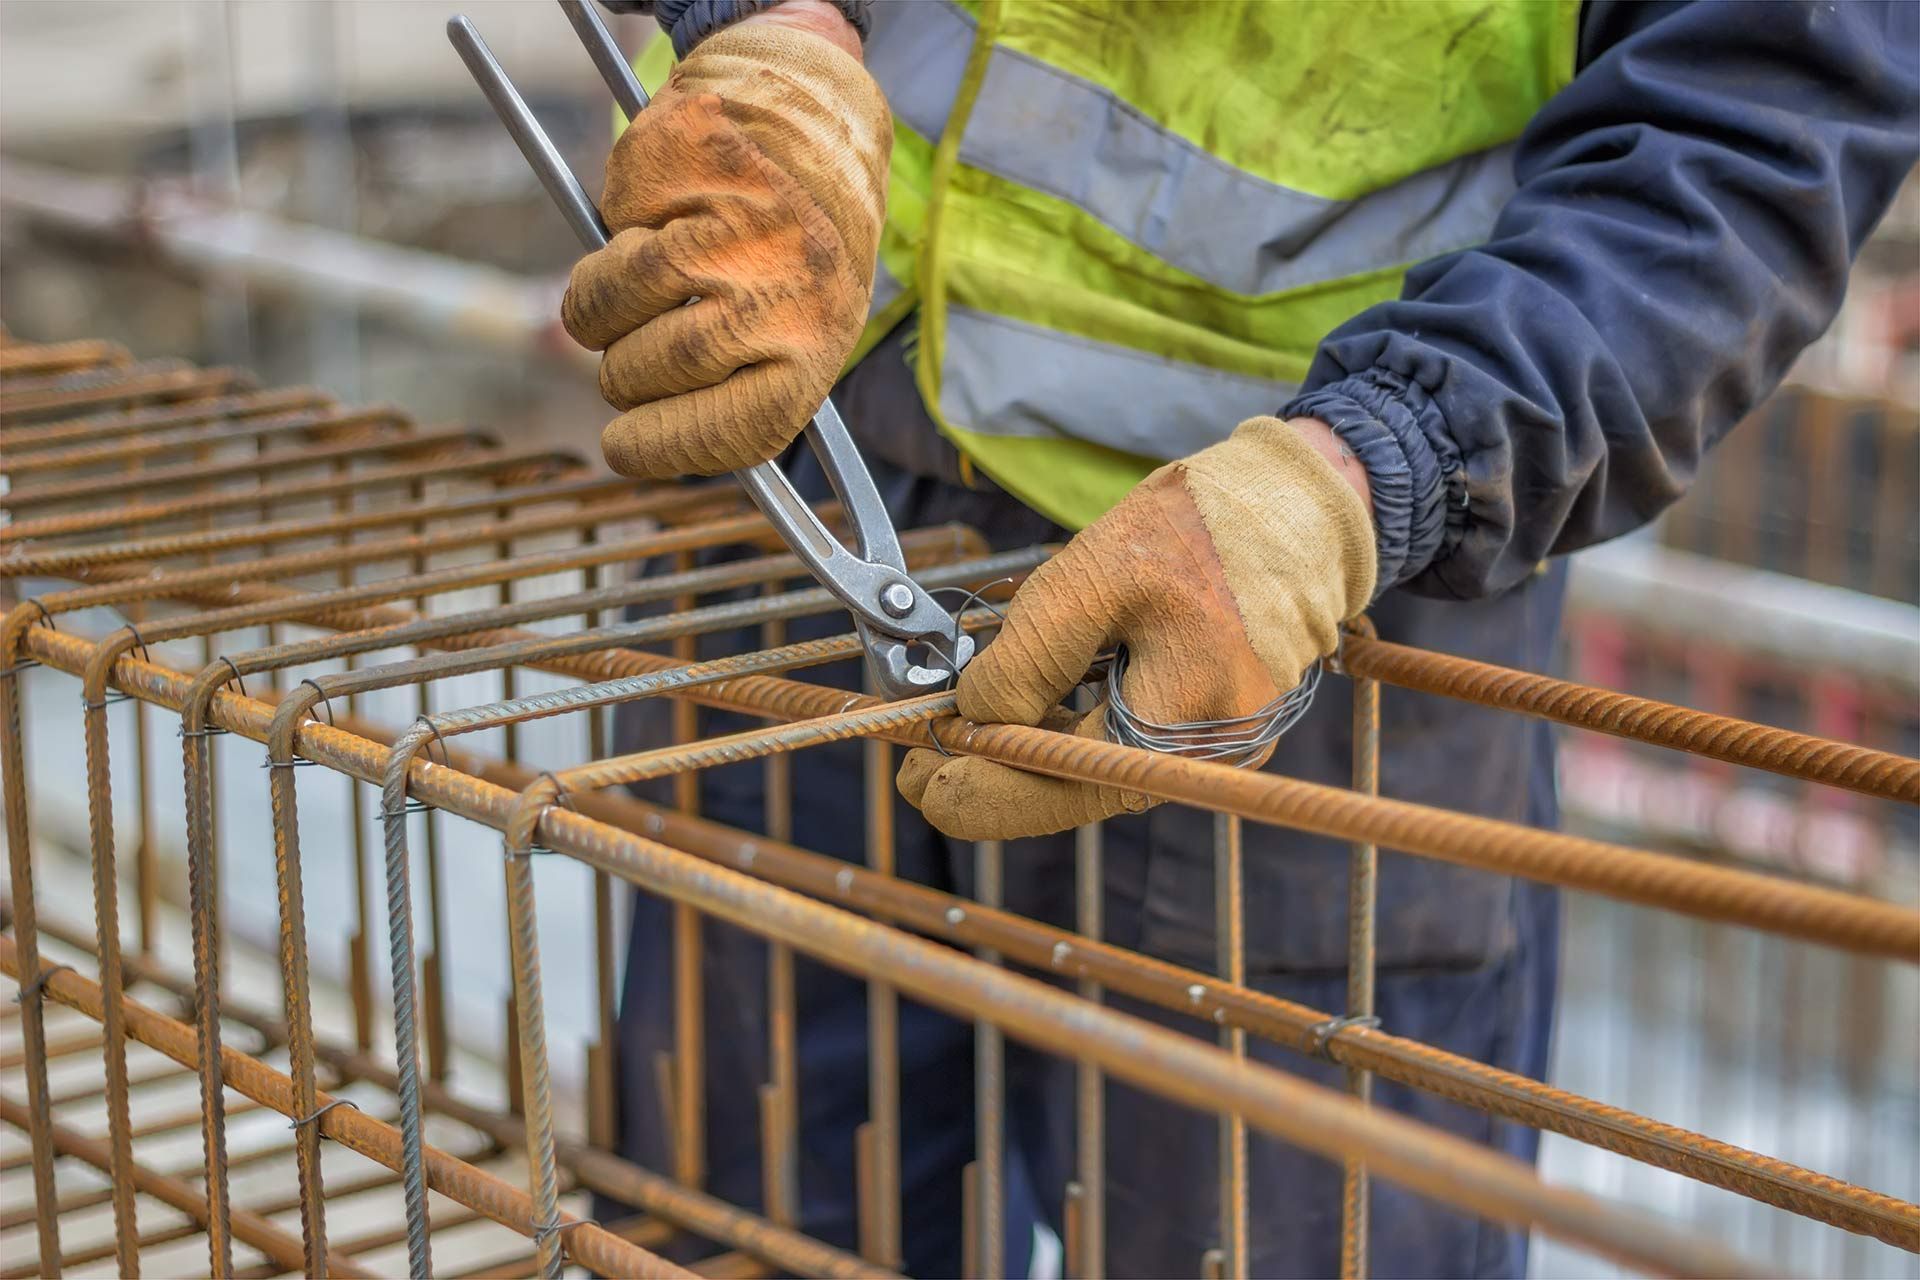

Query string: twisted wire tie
[14,963,75,1004]
[1309,1013,1382,1059]
[288,1096,360,1136]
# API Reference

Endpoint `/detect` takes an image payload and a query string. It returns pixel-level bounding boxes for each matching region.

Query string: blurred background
[3,3,1916,1275]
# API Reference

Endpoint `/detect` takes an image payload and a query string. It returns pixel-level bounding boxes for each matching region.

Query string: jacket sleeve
[1280,0,1919,599]
[602,0,870,58]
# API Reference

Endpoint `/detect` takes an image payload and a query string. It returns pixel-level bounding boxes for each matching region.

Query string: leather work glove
[897,418,1377,841]
[561,23,890,478]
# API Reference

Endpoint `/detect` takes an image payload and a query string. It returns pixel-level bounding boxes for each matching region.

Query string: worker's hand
[897,417,1377,841]
[561,23,890,479]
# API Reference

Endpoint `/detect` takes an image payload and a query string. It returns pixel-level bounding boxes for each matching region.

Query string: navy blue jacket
[1286,0,1920,596]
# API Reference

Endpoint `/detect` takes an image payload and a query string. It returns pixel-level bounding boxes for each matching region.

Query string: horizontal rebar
[0,473,661,575]
[1340,633,1920,803]
[0,364,245,422]
[0,404,404,479]
[0,338,128,380]
[0,444,575,544]
[34,927,893,1280]
[0,943,696,1280]
[5,637,1764,1277]
[0,1089,372,1278]
[0,422,487,512]
[0,387,328,453]
[540,782,1919,1249]
[18,592,1913,960]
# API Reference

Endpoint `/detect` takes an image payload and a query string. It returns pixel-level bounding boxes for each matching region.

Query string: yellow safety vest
[642,0,1580,529]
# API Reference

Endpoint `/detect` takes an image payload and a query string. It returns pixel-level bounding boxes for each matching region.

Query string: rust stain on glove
[899,418,1378,841]
[562,24,890,478]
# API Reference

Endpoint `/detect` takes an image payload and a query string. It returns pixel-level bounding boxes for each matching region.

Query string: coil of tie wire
[1100,647,1321,766]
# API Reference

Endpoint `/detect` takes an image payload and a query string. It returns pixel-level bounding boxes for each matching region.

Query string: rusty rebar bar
[0,402,400,479]
[0,444,574,544]
[1339,632,1920,803]
[0,386,325,453]
[0,422,487,512]
[20,622,1917,1249]
[0,939,696,1280]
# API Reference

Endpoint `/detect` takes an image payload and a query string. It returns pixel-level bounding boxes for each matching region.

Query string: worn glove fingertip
[895,747,944,810]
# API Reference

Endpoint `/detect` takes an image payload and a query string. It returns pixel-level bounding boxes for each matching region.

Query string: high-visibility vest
[641,0,1580,529]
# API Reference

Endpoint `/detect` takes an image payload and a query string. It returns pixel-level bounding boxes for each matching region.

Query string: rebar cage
[1,336,1916,1279]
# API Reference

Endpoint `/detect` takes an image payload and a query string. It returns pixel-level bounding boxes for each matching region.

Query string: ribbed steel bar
[21,624,1916,1249]
[0,363,243,422]
[498,826,564,1278]
[1,422,487,512]
[19,560,1913,955]
[1340,646,1382,1280]
[377,632,891,1277]
[33,644,1766,1274]
[1339,632,1920,803]
[0,473,656,576]
[569,784,1918,1251]
[229,552,1001,1268]
[0,939,696,1279]
[0,386,325,453]
[9,491,771,621]
[529,675,1920,960]
[526,806,1764,1276]
[0,403,398,478]
[1214,812,1249,1280]
[180,661,238,1278]
[0,444,571,544]
[0,338,128,379]
[863,667,904,1267]
[0,639,63,1274]
[0,1092,372,1278]
[81,940,888,1280]
[973,839,1006,1280]
[75,638,143,1275]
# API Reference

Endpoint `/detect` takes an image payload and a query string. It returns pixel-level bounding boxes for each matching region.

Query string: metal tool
[447,7,972,699]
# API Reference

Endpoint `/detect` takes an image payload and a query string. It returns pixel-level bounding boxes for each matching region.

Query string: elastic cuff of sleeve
[646,0,871,58]
[1281,372,1459,592]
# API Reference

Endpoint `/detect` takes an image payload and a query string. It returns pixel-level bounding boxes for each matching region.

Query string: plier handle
[449,5,972,698]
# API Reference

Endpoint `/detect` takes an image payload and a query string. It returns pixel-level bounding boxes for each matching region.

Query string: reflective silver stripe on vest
[867,0,1515,297]
[939,306,1297,460]
[866,0,970,143]
[869,257,906,321]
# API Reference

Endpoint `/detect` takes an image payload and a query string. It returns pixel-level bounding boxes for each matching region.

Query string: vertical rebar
[1215,813,1249,1280]
[762,595,801,1226]
[79,663,142,1276]
[973,839,1006,1280]
[0,632,65,1275]
[671,549,707,1190]
[266,699,336,1275]
[379,729,435,1280]
[180,677,235,1278]
[1341,658,1382,1280]
[864,672,903,1266]
[503,841,567,1279]
[1072,688,1107,1280]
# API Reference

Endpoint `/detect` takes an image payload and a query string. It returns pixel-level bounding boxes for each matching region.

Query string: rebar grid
[2,342,1917,1279]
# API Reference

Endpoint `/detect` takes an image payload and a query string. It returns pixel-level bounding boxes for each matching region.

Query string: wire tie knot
[14,963,75,1004]
[1308,1012,1381,1059]
[288,1097,360,1136]
[532,1215,595,1253]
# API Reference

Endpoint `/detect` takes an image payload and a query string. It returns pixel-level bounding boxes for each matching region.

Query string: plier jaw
[450,4,972,704]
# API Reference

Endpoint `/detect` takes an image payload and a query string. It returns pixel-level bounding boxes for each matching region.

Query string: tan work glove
[561,24,890,478]
[897,418,1377,841]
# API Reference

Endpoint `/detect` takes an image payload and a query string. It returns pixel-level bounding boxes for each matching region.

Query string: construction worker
[575,1,1919,1274]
